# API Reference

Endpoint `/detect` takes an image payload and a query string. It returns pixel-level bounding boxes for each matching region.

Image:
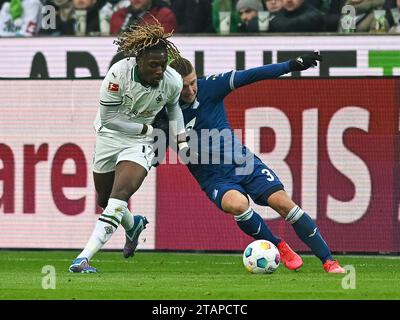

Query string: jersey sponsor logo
[108,82,119,92]
[138,110,156,117]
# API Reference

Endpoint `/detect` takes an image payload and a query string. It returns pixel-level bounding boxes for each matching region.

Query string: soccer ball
[242,240,280,274]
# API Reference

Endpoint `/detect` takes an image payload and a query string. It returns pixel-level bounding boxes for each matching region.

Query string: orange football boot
[277,240,303,271]
[323,260,346,273]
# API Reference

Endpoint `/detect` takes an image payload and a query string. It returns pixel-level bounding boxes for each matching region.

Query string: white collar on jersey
[180,98,199,110]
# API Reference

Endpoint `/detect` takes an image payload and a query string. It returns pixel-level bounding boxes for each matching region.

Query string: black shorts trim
[254,184,285,207]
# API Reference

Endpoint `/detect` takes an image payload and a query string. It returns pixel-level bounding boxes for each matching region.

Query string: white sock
[77,198,126,260]
[234,207,253,221]
[121,208,134,231]
[285,206,304,224]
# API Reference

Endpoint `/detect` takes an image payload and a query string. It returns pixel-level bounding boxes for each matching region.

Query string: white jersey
[94,57,183,138]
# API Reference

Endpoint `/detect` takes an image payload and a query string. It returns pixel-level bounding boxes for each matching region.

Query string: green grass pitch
[0,250,399,300]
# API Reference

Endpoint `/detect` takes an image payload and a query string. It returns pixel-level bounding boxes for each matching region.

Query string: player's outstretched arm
[233,51,322,89]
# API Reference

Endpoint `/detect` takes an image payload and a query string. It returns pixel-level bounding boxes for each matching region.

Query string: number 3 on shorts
[261,168,275,181]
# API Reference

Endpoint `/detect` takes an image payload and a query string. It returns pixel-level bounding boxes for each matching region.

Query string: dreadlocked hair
[114,21,182,63]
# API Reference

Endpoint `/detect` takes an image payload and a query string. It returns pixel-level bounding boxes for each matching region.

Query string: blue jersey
[181,61,291,191]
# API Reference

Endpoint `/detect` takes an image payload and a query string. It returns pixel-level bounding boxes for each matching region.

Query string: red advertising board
[0,79,399,252]
[156,79,400,253]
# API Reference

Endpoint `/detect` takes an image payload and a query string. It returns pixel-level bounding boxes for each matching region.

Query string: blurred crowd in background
[0,0,399,37]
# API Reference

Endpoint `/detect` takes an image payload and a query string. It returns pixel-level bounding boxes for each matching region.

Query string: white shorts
[92,131,155,173]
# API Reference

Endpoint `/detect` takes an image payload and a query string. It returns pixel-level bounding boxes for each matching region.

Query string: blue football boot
[68,257,97,273]
[123,215,149,258]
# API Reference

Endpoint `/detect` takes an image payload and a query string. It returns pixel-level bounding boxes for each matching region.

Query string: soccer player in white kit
[69,23,188,273]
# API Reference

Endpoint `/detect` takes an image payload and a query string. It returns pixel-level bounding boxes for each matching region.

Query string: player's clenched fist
[289,51,322,71]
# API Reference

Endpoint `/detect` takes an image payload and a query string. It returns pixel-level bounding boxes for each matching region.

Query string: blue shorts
[203,156,284,210]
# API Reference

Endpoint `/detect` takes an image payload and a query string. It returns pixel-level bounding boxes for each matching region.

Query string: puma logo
[212,189,218,199]
[308,227,318,237]
[251,223,261,236]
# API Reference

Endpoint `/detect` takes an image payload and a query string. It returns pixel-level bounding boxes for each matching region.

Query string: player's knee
[267,190,297,218]
[221,190,249,215]
[222,197,249,215]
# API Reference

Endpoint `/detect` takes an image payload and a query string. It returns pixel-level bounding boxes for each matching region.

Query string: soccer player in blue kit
[141,52,345,273]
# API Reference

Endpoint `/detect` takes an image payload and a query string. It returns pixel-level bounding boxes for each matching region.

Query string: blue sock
[235,208,281,246]
[286,206,333,263]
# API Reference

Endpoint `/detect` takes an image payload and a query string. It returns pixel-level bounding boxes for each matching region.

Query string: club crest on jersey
[108,82,119,92]
[156,94,163,103]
